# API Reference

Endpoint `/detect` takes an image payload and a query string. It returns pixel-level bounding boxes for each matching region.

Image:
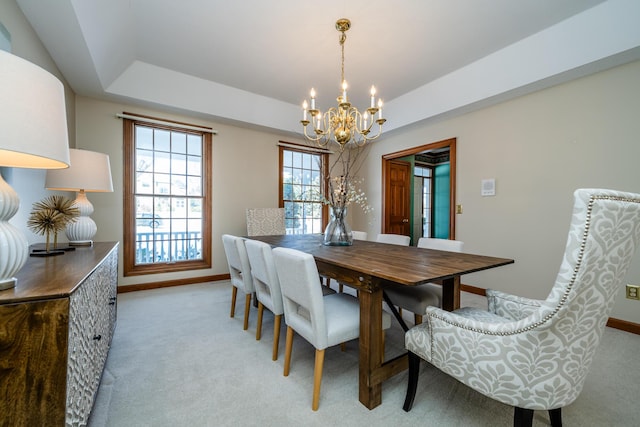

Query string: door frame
[382,137,457,239]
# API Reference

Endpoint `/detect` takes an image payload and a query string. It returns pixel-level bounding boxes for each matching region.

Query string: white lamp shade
[0,50,70,290]
[45,149,114,192]
[0,50,70,169]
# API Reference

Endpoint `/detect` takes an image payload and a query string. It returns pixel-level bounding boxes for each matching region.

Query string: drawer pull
[93,334,102,341]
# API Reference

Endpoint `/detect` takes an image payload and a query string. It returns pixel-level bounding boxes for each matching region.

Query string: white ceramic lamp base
[0,174,29,290]
[66,190,97,246]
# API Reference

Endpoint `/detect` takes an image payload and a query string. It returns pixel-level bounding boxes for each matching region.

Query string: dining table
[248,234,514,410]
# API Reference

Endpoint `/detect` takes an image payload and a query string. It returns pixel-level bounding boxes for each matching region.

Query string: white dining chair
[376,233,410,246]
[273,247,390,411]
[351,230,368,241]
[384,237,464,325]
[222,234,255,330]
[244,239,285,360]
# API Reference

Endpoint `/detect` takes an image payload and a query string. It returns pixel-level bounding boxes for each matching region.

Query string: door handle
[402,219,409,223]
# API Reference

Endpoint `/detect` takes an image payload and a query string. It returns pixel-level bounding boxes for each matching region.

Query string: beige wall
[74,96,306,286]
[352,59,640,323]
[5,0,640,323]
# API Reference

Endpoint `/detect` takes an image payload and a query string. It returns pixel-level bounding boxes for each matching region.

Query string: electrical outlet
[626,284,640,300]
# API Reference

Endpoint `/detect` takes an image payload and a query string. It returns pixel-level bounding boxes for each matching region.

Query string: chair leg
[243,293,251,330]
[256,302,264,340]
[403,351,421,412]
[230,286,238,318]
[548,408,562,427]
[380,330,386,362]
[272,314,282,361]
[414,313,423,325]
[312,348,325,411]
[283,326,294,376]
[513,407,534,427]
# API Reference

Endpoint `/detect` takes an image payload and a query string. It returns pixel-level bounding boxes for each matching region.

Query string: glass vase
[323,205,353,246]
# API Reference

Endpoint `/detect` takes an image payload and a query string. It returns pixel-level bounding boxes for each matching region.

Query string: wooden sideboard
[0,242,119,427]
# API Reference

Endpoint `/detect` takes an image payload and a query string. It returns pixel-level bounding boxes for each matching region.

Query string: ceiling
[16,0,640,137]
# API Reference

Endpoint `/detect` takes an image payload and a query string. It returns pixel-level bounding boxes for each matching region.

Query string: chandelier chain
[340,30,346,85]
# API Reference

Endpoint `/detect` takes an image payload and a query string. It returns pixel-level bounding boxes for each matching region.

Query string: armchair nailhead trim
[429,194,640,338]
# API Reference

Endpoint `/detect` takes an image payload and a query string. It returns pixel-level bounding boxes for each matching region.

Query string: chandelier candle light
[301,18,385,149]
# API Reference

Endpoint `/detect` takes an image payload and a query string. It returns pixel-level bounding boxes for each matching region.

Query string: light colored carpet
[88,281,640,427]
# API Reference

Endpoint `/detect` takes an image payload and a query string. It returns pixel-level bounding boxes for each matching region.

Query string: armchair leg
[549,408,562,427]
[513,407,534,427]
[402,351,421,412]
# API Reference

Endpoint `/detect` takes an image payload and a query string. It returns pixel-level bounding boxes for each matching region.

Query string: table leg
[441,276,461,311]
[358,288,382,409]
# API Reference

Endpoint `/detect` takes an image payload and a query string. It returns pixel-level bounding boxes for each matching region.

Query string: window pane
[136,126,153,150]
[155,129,170,152]
[292,151,302,168]
[172,153,187,175]
[172,132,187,154]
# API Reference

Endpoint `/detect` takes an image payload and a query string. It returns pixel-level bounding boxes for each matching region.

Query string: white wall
[74,96,306,286]
[351,59,640,324]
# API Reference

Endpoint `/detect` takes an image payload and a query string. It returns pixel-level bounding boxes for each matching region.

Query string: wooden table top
[0,242,119,304]
[247,234,514,286]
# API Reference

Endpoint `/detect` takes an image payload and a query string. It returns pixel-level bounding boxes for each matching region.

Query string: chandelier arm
[302,123,329,145]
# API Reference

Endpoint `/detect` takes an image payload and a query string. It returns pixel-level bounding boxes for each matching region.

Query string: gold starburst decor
[27,195,79,255]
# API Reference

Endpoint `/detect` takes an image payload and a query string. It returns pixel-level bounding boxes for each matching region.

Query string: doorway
[382,138,456,241]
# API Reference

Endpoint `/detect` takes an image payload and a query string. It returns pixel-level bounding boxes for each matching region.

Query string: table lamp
[0,50,71,291]
[45,148,113,246]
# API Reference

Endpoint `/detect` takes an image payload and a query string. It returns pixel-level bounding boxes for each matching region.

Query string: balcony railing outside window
[135,231,202,264]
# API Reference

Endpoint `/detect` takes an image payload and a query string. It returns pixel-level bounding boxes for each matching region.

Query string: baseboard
[461,283,639,335]
[117,274,230,293]
[606,318,640,335]
[118,277,640,335]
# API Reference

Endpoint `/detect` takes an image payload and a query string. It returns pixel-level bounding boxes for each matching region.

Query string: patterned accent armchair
[403,189,640,427]
[246,208,286,236]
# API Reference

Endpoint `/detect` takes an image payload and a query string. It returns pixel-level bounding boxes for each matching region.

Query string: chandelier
[300,18,385,150]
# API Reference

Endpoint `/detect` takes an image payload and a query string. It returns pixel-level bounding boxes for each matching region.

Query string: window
[123,115,212,276]
[415,165,433,238]
[279,144,328,234]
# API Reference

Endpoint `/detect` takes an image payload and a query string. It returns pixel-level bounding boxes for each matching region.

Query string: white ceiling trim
[15,0,640,137]
[386,0,640,131]
[106,61,301,134]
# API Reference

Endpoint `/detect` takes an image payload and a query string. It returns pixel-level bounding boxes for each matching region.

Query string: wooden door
[382,138,457,240]
[384,160,411,236]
